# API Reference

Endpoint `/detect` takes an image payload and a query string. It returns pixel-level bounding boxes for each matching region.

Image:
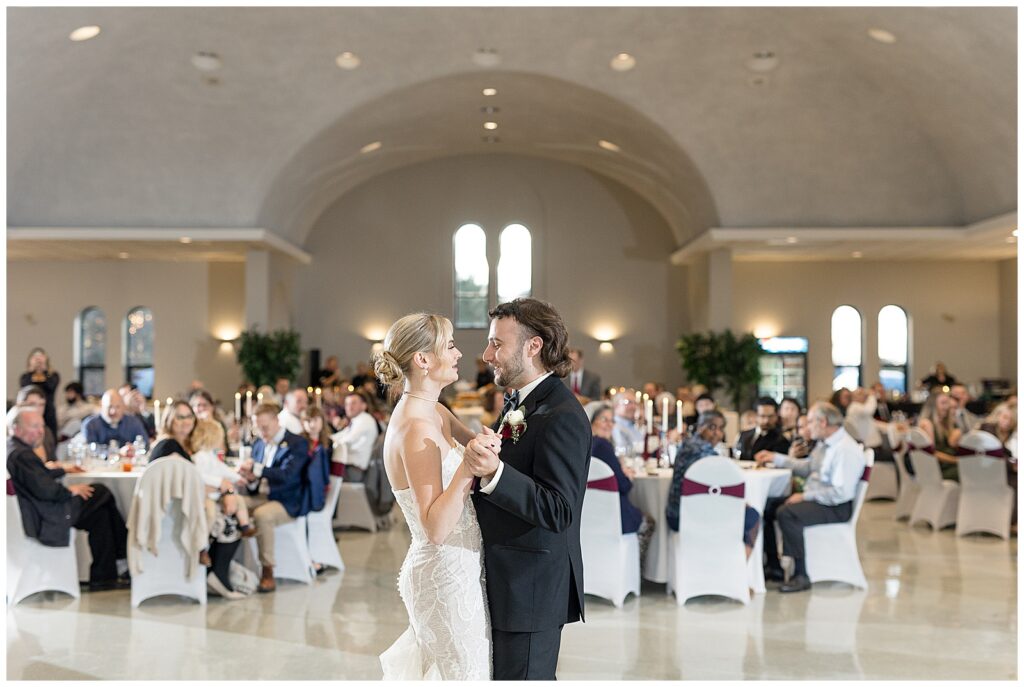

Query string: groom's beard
[493,350,526,389]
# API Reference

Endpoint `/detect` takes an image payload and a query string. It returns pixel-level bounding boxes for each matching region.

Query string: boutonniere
[499,406,528,444]
[278,441,288,450]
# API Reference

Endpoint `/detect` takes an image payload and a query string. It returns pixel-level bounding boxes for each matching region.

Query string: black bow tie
[501,390,520,419]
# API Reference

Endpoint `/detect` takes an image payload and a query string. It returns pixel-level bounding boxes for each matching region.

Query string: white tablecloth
[64,469,142,519]
[628,463,791,591]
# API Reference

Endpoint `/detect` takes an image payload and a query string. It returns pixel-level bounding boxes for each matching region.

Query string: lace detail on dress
[380,444,491,680]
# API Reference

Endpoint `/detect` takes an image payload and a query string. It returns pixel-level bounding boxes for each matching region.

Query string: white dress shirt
[772,426,865,506]
[192,448,241,500]
[331,411,379,470]
[480,372,553,494]
[278,408,304,436]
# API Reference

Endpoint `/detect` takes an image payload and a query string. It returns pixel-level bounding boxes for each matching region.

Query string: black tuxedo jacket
[472,374,592,633]
[738,427,791,461]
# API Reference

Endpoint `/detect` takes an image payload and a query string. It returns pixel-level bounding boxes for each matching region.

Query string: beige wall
[6,260,244,405]
[732,260,1007,403]
[290,154,689,392]
[998,257,1018,382]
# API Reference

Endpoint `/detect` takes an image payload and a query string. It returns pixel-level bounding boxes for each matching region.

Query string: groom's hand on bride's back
[464,427,501,478]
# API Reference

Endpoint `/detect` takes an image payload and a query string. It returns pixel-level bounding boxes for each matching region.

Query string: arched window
[497,223,532,303]
[878,305,909,394]
[75,307,106,397]
[124,306,154,397]
[453,224,489,328]
[831,305,862,391]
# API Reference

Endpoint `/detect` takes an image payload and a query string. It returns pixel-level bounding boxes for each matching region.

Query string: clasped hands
[463,426,502,479]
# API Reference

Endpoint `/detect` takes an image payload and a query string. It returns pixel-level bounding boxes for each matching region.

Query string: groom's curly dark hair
[488,298,573,378]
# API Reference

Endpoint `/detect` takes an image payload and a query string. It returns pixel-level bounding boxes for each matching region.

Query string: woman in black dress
[20,347,60,438]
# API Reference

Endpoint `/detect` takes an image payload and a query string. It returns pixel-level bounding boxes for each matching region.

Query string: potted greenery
[236,328,302,388]
[676,329,763,410]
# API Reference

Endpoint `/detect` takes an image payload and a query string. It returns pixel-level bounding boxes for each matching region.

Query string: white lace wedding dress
[380,443,491,680]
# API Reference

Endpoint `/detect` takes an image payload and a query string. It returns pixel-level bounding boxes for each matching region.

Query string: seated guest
[611,390,645,454]
[318,355,342,389]
[7,406,129,591]
[16,385,58,461]
[685,393,717,434]
[755,402,866,592]
[189,389,229,453]
[278,389,307,435]
[479,384,503,429]
[779,397,802,442]
[917,391,961,481]
[666,410,761,558]
[949,383,981,433]
[302,406,333,574]
[588,403,654,563]
[119,384,156,439]
[149,401,196,462]
[739,410,757,433]
[191,419,254,598]
[737,397,791,461]
[871,382,892,421]
[83,389,150,451]
[979,403,1018,533]
[57,381,97,440]
[272,376,291,407]
[474,358,495,389]
[256,384,279,408]
[331,390,380,482]
[921,361,957,391]
[237,403,311,593]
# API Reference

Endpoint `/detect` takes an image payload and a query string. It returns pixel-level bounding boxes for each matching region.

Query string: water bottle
[133,435,147,466]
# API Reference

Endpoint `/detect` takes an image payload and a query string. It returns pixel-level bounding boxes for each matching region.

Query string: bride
[373,313,493,680]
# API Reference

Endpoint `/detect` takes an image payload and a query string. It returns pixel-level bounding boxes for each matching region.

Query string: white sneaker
[207,571,245,600]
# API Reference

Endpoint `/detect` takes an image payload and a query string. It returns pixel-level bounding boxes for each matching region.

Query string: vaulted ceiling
[7,6,1017,248]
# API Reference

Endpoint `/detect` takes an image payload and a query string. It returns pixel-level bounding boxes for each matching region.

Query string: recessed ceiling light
[851,251,863,258]
[610,53,636,72]
[598,140,621,153]
[482,87,498,96]
[746,51,779,72]
[117,252,130,260]
[868,28,897,44]
[180,237,193,244]
[785,236,798,244]
[360,141,382,154]
[472,48,501,68]
[483,121,498,130]
[191,51,222,72]
[335,52,361,70]
[69,25,101,42]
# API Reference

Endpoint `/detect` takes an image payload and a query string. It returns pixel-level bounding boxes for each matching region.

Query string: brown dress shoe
[258,565,276,593]
[240,524,258,539]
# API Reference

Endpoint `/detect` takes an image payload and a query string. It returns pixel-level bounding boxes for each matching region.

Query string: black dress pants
[209,539,242,590]
[71,483,127,583]
[492,626,563,680]
[777,500,853,560]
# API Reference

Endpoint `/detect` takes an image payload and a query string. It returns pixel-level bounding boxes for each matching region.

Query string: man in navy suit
[238,403,310,593]
[463,298,592,680]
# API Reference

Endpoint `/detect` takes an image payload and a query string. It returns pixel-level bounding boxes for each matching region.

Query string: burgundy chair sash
[907,444,935,455]
[6,478,15,496]
[587,476,618,492]
[955,446,1007,458]
[329,461,346,477]
[861,466,872,482]
[681,478,745,498]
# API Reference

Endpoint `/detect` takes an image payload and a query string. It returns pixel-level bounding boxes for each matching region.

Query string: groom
[464,298,592,680]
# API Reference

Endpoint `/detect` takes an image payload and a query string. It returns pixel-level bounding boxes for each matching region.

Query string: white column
[707,247,733,331]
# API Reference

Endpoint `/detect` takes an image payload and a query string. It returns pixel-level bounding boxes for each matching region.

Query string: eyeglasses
[174,413,194,421]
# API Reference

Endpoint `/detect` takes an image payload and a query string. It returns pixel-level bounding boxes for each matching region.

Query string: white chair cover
[580,459,641,608]
[889,424,921,520]
[129,500,207,607]
[955,431,1013,539]
[667,456,749,605]
[907,440,959,531]
[7,491,81,604]
[803,448,874,589]
[308,475,346,571]
[240,514,316,584]
[334,482,378,532]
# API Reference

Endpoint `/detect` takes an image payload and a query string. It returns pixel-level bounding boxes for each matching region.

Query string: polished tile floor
[7,500,1017,680]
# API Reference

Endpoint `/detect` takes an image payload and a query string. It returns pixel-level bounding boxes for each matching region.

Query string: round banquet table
[64,468,143,519]
[628,462,792,593]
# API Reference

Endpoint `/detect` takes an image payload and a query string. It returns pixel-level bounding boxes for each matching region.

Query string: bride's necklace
[404,391,439,403]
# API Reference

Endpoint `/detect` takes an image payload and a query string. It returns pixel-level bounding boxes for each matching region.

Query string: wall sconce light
[598,340,615,353]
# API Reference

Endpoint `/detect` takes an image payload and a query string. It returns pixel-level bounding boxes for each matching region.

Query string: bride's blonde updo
[372,313,454,394]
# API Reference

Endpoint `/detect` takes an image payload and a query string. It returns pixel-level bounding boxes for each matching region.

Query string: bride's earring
[423,368,428,377]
